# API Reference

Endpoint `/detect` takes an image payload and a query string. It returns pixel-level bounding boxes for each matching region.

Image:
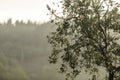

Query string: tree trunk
[108,72,114,80]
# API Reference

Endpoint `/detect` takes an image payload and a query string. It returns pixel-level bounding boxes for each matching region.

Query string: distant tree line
[0,19,60,80]
[0,18,39,27]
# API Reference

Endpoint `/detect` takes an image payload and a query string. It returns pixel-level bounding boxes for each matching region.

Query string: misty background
[0,19,67,80]
[0,0,64,80]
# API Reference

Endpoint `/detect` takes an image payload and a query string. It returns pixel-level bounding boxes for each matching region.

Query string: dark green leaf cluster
[47,0,120,80]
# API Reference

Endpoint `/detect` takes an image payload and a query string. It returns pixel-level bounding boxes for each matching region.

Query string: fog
[0,19,66,80]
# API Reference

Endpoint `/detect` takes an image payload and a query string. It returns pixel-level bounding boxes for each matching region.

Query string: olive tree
[47,0,120,80]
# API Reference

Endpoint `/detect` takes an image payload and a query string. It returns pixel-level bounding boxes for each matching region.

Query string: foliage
[47,0,120,80]
[0,52,29,80]
[8,67,29,80]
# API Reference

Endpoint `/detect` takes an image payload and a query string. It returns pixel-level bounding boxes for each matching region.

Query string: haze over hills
[0,19,65,80]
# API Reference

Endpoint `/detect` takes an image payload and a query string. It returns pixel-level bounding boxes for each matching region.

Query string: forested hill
[0,19,64,80]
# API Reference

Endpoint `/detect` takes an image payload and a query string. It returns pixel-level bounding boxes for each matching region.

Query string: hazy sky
[0,0,60,23]
[0,0,119,23]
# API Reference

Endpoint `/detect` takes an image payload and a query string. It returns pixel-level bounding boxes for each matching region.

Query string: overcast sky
[0,0,119,23]
[0,0,61,23]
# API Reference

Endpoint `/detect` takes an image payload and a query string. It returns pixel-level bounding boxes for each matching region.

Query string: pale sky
[0,0,119,23]
[0,0,60,23]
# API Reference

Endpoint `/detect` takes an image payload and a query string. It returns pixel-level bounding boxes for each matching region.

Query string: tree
[0,51,29,80]
[7,19,12,26]
[47,0,120,80]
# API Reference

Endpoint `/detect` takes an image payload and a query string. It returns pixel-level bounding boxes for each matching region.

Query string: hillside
[0,19,64,80]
